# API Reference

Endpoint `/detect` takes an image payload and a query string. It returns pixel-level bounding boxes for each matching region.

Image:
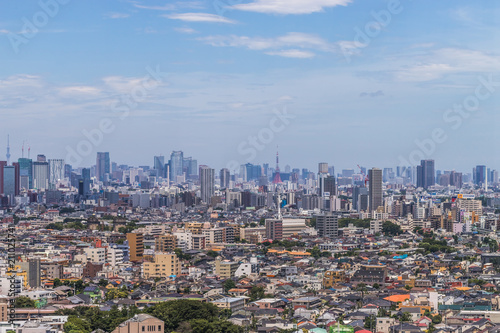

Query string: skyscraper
[199,165,214,203]
[474,165,487,185]
[417,160,435,189]
[220,168,230,189]
[368,168,383,212]
[48,159,65,188]
[18,158,32,190]
[318,162,329,196]
[33,161,49,191]
[169,151,183,182]
[96,152,110,182]
[3,164,20,200]
[153,155,165,177]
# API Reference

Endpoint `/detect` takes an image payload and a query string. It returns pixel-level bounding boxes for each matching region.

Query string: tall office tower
[352,186,368,211]
[491,170,499,184]
[328,166,335,177]
[37,154,46,162]
[33,161,49,191]
[18,158,33,190]
[318,162,329,196]
[263,163,269,177]
[3,164,20,199]
[318,162,329,174]
[301,168,309,180]
[199,165,215,203]
[79,168,91,196]
[220,168,230,189]
[324,176,336,196]
[183,157,197,177]
[169,151,183,182]
[368,168,383,212]
[48,159,65,188]
[315,213,339,238]
[417,160,435,189]
[96,152,110,182]
[127,233,144,262]
[64,164,72,179]
[245,163,262,181]
[474,165,487,185]
[450,171,463,189]
[0,161,6,194]
[154,155,165,177]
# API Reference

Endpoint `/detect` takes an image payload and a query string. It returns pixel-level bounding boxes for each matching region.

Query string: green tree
[144,300,220,332]
[364,315,376,330]
[248,286,265,301]
[382,221,402,236]
[223,279,236,292]
[15,296,36,308]
[207,250,218,258]
[53,278,63,287]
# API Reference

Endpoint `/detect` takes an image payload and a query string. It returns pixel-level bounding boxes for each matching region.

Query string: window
[142,326,145,332]
[158,326,161,331]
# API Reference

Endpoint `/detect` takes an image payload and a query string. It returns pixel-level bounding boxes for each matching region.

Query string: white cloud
[174,27,198,34]
[102,76,148,93]
[231,0,352,15]
[132,1,204,11]
[106,12,130,19]
[266,49,315,58]
[199,32,347,58]
[0,29,10,34]
[164,13,236,24]
[59,86,101,97]
[395,48,500,82]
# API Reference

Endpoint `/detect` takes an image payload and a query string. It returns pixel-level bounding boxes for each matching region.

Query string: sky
[0,0,499,174]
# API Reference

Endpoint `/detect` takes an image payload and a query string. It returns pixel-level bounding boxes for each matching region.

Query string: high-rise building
[48,159,65,188]
[96,152,110,182]
[127,233,144,262]
[318,163,329,196]
[0,161,6,195]
[220,168,230,189]
[199,165,214,203]
[79,168,91,196]
[37,154,46,162]
[417,160,435,189]
[324,176,336,196]
[315,213,339,238]
[153,156,165,178]
[353,186,368,211]
[318,162,329,174]
[474,165,487,185]
[169,151,184,182]
[183,157,197,177]
[18,158,33,190]
[3,163,20,200]
[368,168,383,212]
[33,161,49,191]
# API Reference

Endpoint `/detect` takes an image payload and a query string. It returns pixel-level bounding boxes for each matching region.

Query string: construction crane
[357,165,369,186]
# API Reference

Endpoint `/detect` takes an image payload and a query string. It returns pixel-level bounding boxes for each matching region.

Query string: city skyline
[1,1,499,171]
[0,140,498,177]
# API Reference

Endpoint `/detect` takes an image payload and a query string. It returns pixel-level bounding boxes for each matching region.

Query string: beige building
[142,253,180,279]
[458,199,483,215]
[155,234,177,252]
[215,259,239,279]
[112,314,163,333]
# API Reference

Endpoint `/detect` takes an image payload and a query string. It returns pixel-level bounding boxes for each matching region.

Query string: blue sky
[0,0,499,173]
